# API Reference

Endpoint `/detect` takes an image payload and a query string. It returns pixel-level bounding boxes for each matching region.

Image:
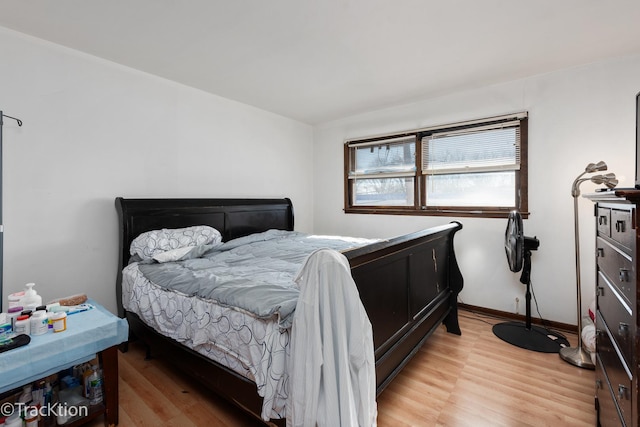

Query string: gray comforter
[137,229,376,328]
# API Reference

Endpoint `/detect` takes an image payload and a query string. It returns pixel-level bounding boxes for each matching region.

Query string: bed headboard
[114,197,294,317]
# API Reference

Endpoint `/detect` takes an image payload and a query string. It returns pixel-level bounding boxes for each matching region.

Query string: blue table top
[0,300,128,393]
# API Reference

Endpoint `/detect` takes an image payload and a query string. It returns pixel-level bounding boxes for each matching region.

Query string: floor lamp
[0,111,23,312]
[559,161,617,369]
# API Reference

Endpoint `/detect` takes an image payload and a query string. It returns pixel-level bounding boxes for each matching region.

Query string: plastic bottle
[19,283,42,310]
[6,306,23,331]
[87,365,103,405]
[24,406,38,427]
[4,408,22,427]
[14,315,31,335]
[30,310,48,335]
[18,384,33,405]
[7,291,24,309]
[51,312,67,333]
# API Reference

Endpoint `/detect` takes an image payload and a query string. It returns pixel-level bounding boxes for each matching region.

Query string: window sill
[344,207,529,219]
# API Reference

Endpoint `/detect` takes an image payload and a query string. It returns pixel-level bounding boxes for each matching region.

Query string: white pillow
[152,244,213,263]
[130,225,222,260]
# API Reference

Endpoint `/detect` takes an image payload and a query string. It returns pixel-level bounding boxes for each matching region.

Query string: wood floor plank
[85,309,595,426]
[118,377,167,426]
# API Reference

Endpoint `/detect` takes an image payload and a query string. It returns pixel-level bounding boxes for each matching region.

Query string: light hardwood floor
[91,310,596,426]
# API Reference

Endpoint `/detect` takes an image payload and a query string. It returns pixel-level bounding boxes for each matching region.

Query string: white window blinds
[422,120,521,175]
[349,135,416,179]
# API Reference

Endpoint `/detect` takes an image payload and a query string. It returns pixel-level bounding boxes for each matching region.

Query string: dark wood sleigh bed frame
[115,197,464,425]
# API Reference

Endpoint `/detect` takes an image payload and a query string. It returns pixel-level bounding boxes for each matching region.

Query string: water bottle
[87,365,103,405]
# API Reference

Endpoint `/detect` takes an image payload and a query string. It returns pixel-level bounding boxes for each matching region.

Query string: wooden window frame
[344,113,529,219]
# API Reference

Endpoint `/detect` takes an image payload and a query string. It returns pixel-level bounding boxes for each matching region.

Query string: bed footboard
[344,222,463,393]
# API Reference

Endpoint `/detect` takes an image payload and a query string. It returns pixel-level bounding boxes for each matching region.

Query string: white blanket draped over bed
[288,249,377,427]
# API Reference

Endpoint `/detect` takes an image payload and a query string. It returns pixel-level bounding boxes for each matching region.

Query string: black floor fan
[492,211,569,353]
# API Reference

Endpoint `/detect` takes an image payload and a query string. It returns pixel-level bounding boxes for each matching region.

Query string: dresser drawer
[597,236,634,305]
[611,207,634,251]
[596,354,626,427]
[597,273,633,368]
[596,311,632,426]
[597,207,611,237]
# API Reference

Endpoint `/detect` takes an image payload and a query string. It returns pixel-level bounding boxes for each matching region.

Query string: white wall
[2,25,639,327]
[313,54,640,326]
[0,28,314,314]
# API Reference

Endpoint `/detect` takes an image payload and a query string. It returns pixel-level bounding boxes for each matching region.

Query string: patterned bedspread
[137,229,376,328]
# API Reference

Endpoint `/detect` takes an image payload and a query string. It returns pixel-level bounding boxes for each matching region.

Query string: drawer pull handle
[619,268,630,282]
[597,248,604,257]
[618,384,628,400]
[597,286,604,297]
[596,379,602,389]
[618,322,629,336]
[615,220,626,233]
[596,329,606,346]
[599,216,608,226]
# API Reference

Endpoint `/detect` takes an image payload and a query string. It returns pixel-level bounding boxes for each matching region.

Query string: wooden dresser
[586,190,640,426]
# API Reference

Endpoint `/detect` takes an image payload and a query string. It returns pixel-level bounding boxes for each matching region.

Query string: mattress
[121,230,377,421]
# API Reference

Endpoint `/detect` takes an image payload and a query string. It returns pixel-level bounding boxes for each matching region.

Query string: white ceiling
[2,1,640,124]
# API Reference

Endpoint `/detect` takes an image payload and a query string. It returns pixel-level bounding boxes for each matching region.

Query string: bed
[115,197,464,426]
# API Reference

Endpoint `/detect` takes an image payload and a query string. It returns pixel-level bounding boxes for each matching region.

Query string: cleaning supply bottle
[87,365,103,405]
[19,283,42,310]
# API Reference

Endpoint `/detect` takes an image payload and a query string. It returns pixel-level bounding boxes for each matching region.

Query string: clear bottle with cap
[87,365,103,405]
[19,283,42,310]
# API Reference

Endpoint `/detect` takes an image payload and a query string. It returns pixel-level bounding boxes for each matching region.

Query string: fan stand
[493,247,570,353]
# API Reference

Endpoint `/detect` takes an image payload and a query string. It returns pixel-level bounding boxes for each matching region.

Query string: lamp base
[559,346,595,370]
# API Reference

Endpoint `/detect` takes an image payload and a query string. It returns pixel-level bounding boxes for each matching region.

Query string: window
[344,113,528,218]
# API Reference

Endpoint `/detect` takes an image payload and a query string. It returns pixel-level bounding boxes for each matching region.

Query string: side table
[0,300,128,426]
